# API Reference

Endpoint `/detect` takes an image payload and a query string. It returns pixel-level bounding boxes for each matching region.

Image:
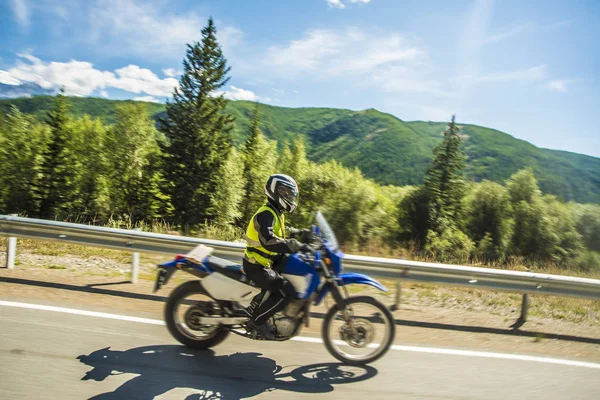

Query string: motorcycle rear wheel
[164,281,230,349]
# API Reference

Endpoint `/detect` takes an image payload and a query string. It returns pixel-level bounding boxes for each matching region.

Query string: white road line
[0,300,164,326]
[2,300,599,370]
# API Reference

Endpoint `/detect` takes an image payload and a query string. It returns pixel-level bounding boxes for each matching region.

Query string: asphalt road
[1,302,599,400]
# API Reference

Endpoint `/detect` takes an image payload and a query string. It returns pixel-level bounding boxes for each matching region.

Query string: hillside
[0,96,165,124]
[1,96,599,203]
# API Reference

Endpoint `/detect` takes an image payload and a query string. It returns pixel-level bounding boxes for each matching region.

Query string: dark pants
[243,258,296,325]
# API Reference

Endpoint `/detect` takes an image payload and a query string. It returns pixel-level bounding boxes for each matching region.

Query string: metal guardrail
[2,214,600,325]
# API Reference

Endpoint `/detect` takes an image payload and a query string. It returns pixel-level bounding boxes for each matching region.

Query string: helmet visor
[277,185,298,208]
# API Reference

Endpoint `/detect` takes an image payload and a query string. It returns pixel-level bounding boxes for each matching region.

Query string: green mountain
[1,96,599,203]
[0,96,165,124]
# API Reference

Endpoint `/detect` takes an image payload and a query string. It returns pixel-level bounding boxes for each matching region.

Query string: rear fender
[154,256,213,292]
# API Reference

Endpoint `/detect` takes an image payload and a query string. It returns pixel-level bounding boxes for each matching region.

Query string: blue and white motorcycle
[154,212,395,365]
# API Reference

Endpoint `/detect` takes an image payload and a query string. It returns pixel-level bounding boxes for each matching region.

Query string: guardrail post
[521,293,529,322]
[131,252,140,283]
[130,228,141,283]
[5,237,17,269]
[510,293,529,330]
[390,281,401,311]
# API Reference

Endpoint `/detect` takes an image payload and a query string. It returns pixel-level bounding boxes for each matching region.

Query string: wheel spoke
[174,293,222,340]
[324,297,394,364]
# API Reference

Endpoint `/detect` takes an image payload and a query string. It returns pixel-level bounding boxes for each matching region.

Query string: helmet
[265,174,299,213]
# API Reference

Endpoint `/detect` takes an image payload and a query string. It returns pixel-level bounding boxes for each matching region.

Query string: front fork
[320,261,356,333]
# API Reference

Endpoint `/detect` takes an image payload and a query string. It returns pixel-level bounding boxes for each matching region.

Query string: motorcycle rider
[243,173,314,339]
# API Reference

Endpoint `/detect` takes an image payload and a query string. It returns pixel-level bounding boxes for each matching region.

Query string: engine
[270,299,305,337]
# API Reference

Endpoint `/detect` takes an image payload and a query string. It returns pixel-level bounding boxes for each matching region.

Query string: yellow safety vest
[244,205,285,268]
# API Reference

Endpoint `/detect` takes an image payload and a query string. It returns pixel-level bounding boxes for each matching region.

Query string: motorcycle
[154,212,395,365]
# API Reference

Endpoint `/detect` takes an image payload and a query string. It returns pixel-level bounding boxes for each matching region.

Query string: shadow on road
[3,276,599,345]
[77,345,377,399]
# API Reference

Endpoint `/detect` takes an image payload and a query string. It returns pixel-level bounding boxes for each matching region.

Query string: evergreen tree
[423,115,466,231]
[278,137,309,181]
[68,116,110,220]
[160,17,234,231]
[279,138,315,227]
[37,90,74,219]
[210,148,245,226]
[277,142,294,175]
[397,186,430,246]
[0,107,49,215]
[239,104,277,223]
[106,104,170,223]
[576,204,600,252]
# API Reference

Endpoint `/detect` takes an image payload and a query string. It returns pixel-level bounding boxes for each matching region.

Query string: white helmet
[265,174,299,213]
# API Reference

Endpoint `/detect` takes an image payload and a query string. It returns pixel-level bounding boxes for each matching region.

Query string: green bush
[424,226,474,263]
[463,180,513,260]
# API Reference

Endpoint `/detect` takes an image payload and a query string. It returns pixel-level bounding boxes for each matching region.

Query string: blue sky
[1,0,598,157]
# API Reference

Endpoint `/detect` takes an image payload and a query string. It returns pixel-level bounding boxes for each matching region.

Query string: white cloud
[265,28,438,95]
[134,96,160,103]
[327,0,346,8]
[0,52,179,97]
[219,25,244,53]
[544,79,572,93]
[107,65,179,96]
[221,86,261,101]
[53,4,68,20]
[418,105,454,122]
[3,53,112,96]
[326,0,370,8]
[10,0,29,27]
[476,64,548,83]
[0,71,22,85]
[371,66,449,96]
[455,0,493,99]
[483,23,531,44]
[268,30,342,72]
[267,28,423,76]
[88,0,241,59]
[546,20,571,30]
[162,68,180,78]
[99,90,108,98]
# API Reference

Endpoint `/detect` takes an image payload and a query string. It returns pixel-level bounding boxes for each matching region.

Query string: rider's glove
[289,228,312,242]
[299,243,316,254]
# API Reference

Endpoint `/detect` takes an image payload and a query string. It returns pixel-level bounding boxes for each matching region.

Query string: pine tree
[210,148,245,226]
[68,116,110,221]
[106,104,170,223]
[423,115,466,231]
[37,89,74,219]
[0,107,49,215]
[160,17,234,231]
[239,104,277,223]
[277,138,312,226]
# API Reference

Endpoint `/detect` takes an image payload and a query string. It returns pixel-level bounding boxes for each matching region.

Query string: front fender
[314,272,387,305]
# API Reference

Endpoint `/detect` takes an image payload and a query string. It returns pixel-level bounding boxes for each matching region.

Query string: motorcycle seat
[206,256,254,285]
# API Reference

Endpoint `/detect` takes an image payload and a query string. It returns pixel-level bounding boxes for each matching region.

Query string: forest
[1,18,598,272]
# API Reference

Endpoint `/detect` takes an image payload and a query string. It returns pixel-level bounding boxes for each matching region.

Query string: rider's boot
[246,320,275,340]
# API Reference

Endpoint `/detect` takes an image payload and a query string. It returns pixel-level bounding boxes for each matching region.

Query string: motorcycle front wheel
[322,296,395,365]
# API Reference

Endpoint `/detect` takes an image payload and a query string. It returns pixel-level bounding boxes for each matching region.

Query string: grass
[377,277,600,326]
[45,264,66,270]
[2,234,599,326]
[534,333,545,343]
